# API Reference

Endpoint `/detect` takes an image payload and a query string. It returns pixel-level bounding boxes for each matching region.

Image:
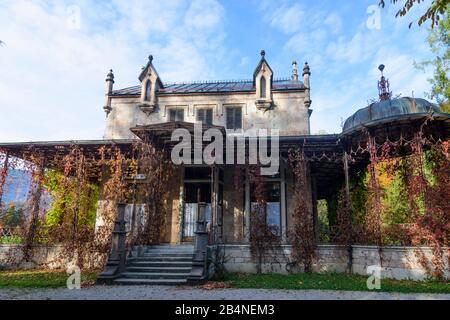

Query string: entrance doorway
[182,167,212,242]
[183,183,212,241]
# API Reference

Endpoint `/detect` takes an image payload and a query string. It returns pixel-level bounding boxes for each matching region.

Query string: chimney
[103,69,114,116]
[292,61,298,81]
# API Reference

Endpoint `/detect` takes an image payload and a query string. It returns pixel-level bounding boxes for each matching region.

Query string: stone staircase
[114,244,194,285]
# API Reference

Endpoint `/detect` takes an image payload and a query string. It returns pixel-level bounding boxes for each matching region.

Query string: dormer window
[253,50,273,111]
[138,55,162,116]
[260,76,266,98]
[144,80,152,101]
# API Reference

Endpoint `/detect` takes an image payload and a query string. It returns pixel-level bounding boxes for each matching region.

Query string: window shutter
[226,108,234,129]
[197,109,205,122]
[234,107,242,129]
[205,109,213,125]
[177,109,184,122]
[169,109,184,122]
[169,109,176,122]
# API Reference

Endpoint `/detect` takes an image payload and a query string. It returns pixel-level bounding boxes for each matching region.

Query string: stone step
[114,278,188,286]
[146,248,194,252]
[147,245,194,250]
[126,266,192,273]
[121,272,190,280]
[143,252,193,257]
[128,261,193,268]
[135,256,193,262]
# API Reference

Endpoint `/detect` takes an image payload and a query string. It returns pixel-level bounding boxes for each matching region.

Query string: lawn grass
[0,269,98,288]
[223,272,450,294]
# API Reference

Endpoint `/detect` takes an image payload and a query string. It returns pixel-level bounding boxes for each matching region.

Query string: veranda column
[24,156,46,261]
[280,164,287,242]
[244,167,251,242]
[343,150,353,273]
[311,174,319,242]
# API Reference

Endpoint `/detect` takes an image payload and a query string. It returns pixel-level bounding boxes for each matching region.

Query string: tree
[379,0,449,28]
[0,204,22,228]
[415,13,450,110]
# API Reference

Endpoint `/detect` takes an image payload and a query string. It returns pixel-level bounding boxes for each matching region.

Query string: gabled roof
[111,79,304,96]
[253,50,273,86]
[138,55,163,87]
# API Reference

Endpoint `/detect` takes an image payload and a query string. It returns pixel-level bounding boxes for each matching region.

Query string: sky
[0,0,437,141]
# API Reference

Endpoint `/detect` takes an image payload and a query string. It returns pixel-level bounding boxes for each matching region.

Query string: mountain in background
[1,169,31,208]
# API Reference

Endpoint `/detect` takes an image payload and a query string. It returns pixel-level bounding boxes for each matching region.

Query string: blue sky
[0,0,436,141]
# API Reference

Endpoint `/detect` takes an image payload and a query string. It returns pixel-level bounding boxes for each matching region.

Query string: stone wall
[217,244,449,281]
[0,245,105,270]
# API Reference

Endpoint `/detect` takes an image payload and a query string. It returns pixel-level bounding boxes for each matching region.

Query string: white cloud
[184,0,224,30]
[324,12,343,34]
[240,56,250,67]
[0,0,227,142]
[268,3,304,34]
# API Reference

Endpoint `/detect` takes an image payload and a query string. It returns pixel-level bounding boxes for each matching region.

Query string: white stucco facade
[103,52,312,139]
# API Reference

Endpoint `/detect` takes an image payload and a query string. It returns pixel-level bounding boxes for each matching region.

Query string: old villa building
[0,51,448,284]
[99,51,313,247]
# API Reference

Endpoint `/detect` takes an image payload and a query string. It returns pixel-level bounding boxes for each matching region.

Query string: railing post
[188,202,209,283]
[97,203,128,284]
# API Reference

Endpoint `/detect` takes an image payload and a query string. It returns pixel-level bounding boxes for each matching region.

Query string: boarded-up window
[169,109,184,122]
[226,107,242,130]
[197,108,213,125]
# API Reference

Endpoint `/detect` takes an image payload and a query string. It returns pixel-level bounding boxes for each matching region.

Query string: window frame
[196,108,213,126]
[168,108,185,122]
[225,106,243,131]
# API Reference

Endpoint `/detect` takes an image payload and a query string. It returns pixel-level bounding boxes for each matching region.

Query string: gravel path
[0,285,449,300]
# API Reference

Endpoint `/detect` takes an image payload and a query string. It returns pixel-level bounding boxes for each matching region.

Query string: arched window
[260,76,266,98]
[144,80,152,101]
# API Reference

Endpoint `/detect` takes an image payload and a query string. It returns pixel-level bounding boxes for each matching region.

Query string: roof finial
[106,69,114,82]
[260,50,265,57]
[148,55,153,63]
[292,61,298,81]
[378,64,392,101]
[302,62,311,76]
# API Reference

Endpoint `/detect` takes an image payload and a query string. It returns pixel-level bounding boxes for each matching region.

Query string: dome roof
[342,97,441,133]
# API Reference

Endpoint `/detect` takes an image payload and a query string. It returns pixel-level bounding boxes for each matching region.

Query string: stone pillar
[303,62,311,108]
[103,69,114,116]
[97,203,128,284]
[291,61,298,81]
[188,202,209,283]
